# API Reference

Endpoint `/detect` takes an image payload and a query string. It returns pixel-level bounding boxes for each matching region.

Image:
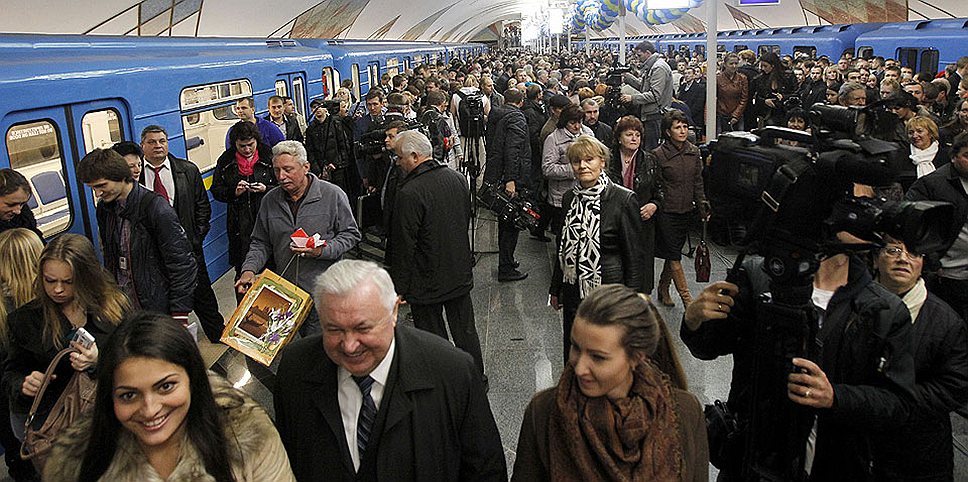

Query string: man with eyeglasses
[872,237,968,481]
[0,168,41,238]
[907,133,968,322]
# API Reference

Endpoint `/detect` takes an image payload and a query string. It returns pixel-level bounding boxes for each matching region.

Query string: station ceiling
[1,0,966,42]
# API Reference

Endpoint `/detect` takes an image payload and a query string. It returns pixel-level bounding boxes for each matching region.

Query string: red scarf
[235,150,259,176]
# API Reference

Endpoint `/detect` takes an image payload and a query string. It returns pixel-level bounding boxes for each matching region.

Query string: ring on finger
[805,389,812,398]
[717,303,723,312]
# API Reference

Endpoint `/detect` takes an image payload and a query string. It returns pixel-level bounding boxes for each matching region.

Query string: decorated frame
[221,270,313,366]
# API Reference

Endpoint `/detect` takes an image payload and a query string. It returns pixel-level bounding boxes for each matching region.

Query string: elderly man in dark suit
[273,259,506,482]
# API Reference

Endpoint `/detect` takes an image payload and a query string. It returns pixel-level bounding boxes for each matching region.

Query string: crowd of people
[0,38,965,481]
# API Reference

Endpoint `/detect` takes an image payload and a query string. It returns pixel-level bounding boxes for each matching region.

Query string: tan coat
[43,372,294,482]
[511,386,709,482]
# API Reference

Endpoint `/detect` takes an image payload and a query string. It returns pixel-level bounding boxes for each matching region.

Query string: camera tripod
[461,129,495,266]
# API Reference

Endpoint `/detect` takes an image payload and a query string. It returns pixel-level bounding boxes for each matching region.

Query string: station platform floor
[4,214,966,480]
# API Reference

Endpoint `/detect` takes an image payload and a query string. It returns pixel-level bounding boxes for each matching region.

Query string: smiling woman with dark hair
[44,312,295,481]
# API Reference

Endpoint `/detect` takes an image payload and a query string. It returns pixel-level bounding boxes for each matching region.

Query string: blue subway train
[581,18,968,74]
[0,34,485,279]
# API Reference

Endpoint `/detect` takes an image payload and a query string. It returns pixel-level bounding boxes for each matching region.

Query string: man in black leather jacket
[484,87,531,282]
[682,251,915,481]
[78,148,197,325]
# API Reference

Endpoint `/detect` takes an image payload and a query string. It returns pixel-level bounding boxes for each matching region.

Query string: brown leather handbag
[695,220,711,283]
[20,347,97,471]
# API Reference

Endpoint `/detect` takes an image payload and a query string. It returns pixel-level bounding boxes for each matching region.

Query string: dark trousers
[193,251,225,343]
[643,115,662,151]
[497,218,520,275]
[560,283,580,364]
[410,293,484,374]
[929,276,968,323]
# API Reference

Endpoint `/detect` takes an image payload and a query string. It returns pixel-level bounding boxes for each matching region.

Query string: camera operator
[305,98,359,198]
[418,90,453,162]
[681,240,916,481]
[619,41,673,150]
[484,87,531,282]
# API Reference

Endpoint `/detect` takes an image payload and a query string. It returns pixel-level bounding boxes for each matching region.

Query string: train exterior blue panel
[856,19,968,71]
[0,34,334,280]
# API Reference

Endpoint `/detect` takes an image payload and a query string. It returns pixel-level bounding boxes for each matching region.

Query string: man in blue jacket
[77,149,197,324]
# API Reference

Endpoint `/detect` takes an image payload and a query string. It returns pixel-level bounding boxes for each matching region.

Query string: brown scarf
[548,361,683,482]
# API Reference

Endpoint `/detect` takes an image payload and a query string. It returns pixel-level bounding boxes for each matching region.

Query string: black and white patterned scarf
[560,173,610,298]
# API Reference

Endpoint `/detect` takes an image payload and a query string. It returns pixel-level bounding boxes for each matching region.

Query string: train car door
[2,100,129,242]
[276,72,309,121]
[70,99,128,249]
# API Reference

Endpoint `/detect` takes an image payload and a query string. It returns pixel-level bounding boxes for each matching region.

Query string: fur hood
[43,371,294,482]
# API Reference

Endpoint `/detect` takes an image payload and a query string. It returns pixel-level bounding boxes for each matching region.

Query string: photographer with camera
[305,98,359,198]
[484,88,531,282]
[619,41,673,151]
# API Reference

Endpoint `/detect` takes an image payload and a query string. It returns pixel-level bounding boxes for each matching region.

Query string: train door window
[857,47,873,59]
[352,64,362,100]
[403,57,411,71]
[920,50,939,75]
[275,80,288,97]
[80,109,123,154]
[5,121,71,237]
[321,67,338,98]
[179,79,252,173]
[897,48,919,69]
[367,62,380,91]
[292,77,307,118]
[387,57,400,77]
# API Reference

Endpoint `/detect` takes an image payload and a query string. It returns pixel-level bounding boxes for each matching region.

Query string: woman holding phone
[3,234,128,439]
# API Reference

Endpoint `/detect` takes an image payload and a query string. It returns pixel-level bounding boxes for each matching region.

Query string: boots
[670,260,693,307]
[657,261,675,306]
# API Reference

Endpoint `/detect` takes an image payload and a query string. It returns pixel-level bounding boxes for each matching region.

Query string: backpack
[456,90,485,138]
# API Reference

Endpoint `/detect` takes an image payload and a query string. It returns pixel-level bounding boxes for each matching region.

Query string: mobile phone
[71,327,95,349]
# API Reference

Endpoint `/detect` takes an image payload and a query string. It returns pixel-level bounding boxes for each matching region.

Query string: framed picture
[221,270,314,366]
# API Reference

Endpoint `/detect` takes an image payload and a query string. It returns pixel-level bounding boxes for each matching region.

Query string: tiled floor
[6,213,967,480]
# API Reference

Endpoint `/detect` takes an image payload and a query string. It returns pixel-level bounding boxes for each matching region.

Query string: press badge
[119,256,128,271]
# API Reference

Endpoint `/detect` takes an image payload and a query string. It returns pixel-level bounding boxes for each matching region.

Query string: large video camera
[476,182,540,232]
[457,90,485,139]
[356,117,426,157]
[710,103,952,267]
[706,102,953,480]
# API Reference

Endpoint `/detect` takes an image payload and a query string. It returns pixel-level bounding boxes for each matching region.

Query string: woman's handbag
[695,219,711,282]
[20,347,97,471]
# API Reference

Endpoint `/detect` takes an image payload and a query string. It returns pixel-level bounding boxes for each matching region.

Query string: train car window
[180,79,252,110]
[734,45,748,53]
[275,80,288,97]
[387,57,400,77]
[758,45,780,57]
[179,79,252,174]
[292,77,307,117]
[857,47,873,59]
[351,64,362,100]
[794,46,813,57]
[5,121,71,237]
[898,48,918,69]
[80,109,123,154]
[920,50,939,75]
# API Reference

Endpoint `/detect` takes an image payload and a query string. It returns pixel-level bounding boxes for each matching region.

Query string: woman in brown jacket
[653,110,709,307]
[513,284,708,482]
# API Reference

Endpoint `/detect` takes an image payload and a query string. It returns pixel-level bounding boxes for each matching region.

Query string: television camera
[476,182,541,232]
